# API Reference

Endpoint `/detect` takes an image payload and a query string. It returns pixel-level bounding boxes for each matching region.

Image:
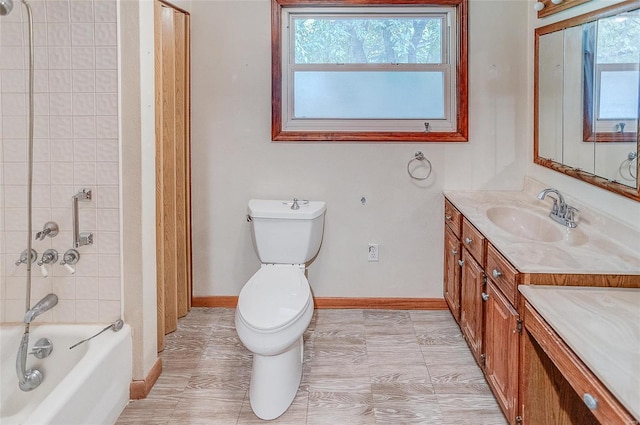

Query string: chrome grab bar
[72,189,93,248]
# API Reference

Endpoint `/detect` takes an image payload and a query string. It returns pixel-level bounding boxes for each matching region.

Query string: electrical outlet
[368,244,379,262]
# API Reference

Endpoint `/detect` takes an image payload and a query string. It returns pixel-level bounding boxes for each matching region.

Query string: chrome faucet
[537,188,579,228]
[24,293,58,324]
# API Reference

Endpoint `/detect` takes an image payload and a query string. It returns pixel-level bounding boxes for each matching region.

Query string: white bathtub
[0,323,132,425]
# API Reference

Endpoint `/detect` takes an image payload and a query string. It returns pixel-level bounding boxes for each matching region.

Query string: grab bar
[72,189,93,248]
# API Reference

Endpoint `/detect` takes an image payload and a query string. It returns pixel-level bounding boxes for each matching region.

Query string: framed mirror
[534,0,640,202]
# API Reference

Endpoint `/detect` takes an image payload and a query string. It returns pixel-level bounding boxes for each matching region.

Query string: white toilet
[235,199,326,420]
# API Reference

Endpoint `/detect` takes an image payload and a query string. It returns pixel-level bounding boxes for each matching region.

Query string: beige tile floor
[116,308,508,425]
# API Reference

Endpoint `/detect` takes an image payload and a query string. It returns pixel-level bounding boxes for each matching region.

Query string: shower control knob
[37,249,59,277]
[15,249,37,266]
[60,249,80,274]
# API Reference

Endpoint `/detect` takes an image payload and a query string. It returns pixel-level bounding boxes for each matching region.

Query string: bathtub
[0,323,132,425]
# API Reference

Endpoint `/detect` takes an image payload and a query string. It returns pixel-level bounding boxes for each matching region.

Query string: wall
[189,0,530,299]
[0,0,121,323]
[526,0,640,230]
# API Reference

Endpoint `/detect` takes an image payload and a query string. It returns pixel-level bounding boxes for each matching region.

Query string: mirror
[535,1,640,202]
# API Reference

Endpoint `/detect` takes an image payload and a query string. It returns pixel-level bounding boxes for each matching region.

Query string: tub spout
[24,293,58,324]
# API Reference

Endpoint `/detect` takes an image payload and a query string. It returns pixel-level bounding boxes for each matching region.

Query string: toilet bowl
[235,199,326,420]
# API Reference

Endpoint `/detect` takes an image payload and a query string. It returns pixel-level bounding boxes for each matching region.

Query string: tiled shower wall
[0,0,120,323]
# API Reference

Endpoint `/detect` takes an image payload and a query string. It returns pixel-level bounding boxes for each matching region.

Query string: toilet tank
[248,199,326,265]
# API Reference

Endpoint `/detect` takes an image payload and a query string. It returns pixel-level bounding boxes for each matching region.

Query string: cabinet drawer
[486,244,519,306]
[462,219,485,265]
[444,198,462,237]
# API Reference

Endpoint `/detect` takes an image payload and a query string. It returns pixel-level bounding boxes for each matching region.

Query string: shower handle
[72,189,93,248]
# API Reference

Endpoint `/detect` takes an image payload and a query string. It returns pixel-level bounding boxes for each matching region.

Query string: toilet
[235,199,326,420]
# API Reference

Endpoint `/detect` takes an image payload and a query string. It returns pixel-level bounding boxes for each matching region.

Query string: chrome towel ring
[618,151,637,182]
[407,151,432,181]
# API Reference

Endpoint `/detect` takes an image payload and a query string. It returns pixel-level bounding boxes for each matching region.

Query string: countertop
[519,285,640,422]
[444,180,640,274]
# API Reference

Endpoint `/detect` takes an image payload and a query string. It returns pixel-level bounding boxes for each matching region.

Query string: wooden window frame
[271,0,468,143]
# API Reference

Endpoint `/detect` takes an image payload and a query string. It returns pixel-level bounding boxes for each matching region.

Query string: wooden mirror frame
[534,0,640,202]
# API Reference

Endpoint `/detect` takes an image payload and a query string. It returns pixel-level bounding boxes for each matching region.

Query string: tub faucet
[536,188,579,228]
[24,293,58,324]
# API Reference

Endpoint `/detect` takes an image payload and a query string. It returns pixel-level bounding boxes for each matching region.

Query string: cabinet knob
[583,393,598,410]
[492,269,502,278]
[452,249,458,256]
[464,237,472,245]
[458,260,464,267]
[482,292,490,301]
[445,214,452,221]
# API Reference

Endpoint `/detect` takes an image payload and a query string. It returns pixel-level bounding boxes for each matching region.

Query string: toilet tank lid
[248,199,326,220]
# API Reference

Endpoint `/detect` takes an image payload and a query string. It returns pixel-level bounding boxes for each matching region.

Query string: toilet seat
[238,265,311,332]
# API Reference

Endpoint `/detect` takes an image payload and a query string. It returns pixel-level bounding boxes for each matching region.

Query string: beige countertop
[444,180,640,274]
[519,285,640,422]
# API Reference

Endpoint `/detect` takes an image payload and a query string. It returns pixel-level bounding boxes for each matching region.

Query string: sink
[486,206,565,242]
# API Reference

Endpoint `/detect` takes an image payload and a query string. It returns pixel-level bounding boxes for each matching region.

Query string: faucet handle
[546,195,559,214]
[566,206,580,225]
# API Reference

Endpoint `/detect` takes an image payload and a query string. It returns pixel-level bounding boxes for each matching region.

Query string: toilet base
[249,336,304,420]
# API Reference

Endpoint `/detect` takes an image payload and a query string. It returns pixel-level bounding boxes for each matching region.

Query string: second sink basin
[486,206,564,242]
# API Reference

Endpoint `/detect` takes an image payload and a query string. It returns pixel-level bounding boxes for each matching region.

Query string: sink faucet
[537,188,579,228]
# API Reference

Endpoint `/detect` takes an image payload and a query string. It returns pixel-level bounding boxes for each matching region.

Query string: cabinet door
[444,226,462,322]
[485,281,519,424]
[460,249,484,365]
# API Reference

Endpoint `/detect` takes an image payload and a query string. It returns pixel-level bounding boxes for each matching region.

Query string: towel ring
[407,151,432,181]
[619,152,637,181]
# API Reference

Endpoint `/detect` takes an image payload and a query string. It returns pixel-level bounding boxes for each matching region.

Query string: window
[272,0,468,142]
[582,11,640,143]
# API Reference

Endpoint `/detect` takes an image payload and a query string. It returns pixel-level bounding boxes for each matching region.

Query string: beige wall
[189,0,530,299]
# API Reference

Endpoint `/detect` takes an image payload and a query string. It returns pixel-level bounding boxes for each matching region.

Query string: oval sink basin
[486,206,564,242]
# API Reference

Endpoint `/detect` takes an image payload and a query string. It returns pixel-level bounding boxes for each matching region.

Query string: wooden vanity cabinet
[484,243,521,425]
[520,302,636,425]
[484,280,520,424]
[443,199,463,322]
[460,249,485,365]
[444,227,462,321]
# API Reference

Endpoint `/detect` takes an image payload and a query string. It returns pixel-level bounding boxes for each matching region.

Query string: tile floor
[115,308,507,425]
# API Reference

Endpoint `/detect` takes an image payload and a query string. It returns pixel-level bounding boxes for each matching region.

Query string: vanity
[443,179,640,425]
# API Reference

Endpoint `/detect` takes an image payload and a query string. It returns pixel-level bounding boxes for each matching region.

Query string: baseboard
[129,358,162,400]
[192,296,447,310]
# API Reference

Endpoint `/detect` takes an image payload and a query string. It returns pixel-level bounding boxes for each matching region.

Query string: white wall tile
[47,23,71,46]
[95,161,118,185]
[94,1,117,24]
[96,138,117,162]
[50,93,72,115]
[72,70,95,92]
[2,139,26,162]
[94,47,116,70]
[75,276,99,299]
[50,161,73,185]
[72,92,95,115]
[98,277,120,300]
[46,1,71,24]
[48,47,71,70]
[73,161,96,185]
[70,0,94,23]
[71,23,94,46]
[94,23,116,46]
[96,115,116,138]
[75,299,99,322]
[71,47,95,70]
[99,300,121,322]
[96,185,118,208]
[96,93,117,115]
[52,299,76,322]
[2,0,121,325]
[50,139,73,162]
[72,116,96,138]
[48,69,72,92]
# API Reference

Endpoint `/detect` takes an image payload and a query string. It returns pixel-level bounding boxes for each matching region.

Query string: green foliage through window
[293,16,443,64]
